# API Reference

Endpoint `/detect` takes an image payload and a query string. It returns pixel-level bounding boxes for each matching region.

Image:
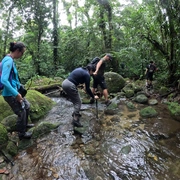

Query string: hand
[16,93,23,102]
[94,95,99,99]
[93,71,97,75]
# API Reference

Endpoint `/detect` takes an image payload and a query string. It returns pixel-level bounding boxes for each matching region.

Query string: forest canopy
[0,0,179,86]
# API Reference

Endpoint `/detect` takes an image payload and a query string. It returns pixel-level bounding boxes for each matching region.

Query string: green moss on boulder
[1,114,17,132]
[6,141,18,156]
[104,72,125,93]
[167,102,180,121]
[26,90,55,121]
[0,96,14,122]
[32,122,60,139]
[139,106,158,118]
[0,123,8,145]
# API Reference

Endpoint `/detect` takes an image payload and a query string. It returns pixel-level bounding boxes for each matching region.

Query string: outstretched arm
[93,58,104,75]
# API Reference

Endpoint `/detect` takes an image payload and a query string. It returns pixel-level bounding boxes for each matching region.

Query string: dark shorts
[146,72,153,81]
[93,75,107,90]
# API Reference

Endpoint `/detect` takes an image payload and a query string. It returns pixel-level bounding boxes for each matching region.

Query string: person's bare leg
[92,87,95,94]
[103,89,109,101]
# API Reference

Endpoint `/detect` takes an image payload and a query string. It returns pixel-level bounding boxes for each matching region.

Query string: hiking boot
[19,132,32,140]
[26,124,34,128]
[105,100,111,106]
[72,120,83,127]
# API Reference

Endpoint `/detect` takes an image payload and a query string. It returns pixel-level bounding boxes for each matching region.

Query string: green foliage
[0,0,179,87]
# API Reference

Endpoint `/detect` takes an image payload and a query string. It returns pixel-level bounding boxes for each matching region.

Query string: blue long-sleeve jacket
[68,67,94,98]
[1,56,20,97]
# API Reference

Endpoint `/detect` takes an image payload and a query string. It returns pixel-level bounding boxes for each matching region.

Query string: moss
[32,122,60,139]
[6,141,18,156]
[167,102,180,121]
[26,90,55,121]
[1,114,17,132]
[139,106,158,118]
[0,96,14,122]
[0,123,8,145]
[25,76,63,89]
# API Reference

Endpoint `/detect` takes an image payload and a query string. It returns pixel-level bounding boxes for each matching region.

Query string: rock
[139,106,158,118]
[104,72,126,93]
[135,94,148,104]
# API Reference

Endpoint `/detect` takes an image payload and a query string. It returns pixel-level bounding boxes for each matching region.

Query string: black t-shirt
[147,64,156,73]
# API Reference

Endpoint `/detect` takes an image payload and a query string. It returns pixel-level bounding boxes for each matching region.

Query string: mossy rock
[26,90,56,121]
[0,123,8,145]
[104,72,126,93]
[139,106,158,118]
[0,90,55,123]
[25,76,63,89]
[167,102,180,121]
[135,94,148,104]
[159,86,169,96]
[32,122,60,139]
[124,89,134,98]
[104,102,118,115]
[1,114,17,132]
[0,96,14,122]
[6,141,18,156]
[126,101,136,110]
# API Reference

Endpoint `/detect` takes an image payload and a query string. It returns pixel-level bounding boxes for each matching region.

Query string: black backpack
[90,57,100,69]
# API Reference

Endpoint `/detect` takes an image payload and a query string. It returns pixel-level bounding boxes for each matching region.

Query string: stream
[8,97,180,180]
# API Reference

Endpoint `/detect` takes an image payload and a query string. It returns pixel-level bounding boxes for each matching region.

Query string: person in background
[145,60,158,89]
[62,64,99,127]
[1,42,34,140]
[92,53,112,106]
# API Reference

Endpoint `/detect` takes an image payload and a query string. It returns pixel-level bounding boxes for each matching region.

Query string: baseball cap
[106,54,113,61]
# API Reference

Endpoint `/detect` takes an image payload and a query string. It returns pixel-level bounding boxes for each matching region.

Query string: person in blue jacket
[1,42,33,140]
[62,64,99,127]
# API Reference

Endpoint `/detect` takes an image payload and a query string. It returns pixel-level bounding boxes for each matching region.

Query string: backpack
[149,64,155,73]
[0,61,13,90]
[90,57,100,69]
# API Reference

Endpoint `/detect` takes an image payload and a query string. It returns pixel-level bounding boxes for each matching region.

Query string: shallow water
[9,97,180,180]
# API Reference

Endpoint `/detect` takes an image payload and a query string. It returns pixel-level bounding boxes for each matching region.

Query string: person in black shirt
[92,54,112,106]
[145,61,157,89]
[62,64,98,127]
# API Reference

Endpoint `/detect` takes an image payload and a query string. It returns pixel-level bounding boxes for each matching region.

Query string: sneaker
[72,120,83,127]
[26,124,34,128]
[105,100,111,106]
[19,132,32,140]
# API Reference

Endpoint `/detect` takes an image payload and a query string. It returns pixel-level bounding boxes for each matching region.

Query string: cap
[106,54,113,61]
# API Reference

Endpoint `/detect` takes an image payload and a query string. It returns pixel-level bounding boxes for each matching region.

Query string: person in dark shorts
[62,64,98,127]
[92,54,112,106]
[145,61,157,89]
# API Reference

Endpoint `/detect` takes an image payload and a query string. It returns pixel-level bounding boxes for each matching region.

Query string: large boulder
[25,90,55,121]
[104,72,125,93]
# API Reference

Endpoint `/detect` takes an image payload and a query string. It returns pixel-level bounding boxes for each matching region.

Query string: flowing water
[9,97,180,180]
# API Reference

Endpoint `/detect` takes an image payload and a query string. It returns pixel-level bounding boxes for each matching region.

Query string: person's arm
[1,60,23,101]
[145,68,148,75]
[93,57,105,75]
[84,76,94,99]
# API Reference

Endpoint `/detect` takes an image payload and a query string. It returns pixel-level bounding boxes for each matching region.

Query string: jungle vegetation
[0,0,179,86]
